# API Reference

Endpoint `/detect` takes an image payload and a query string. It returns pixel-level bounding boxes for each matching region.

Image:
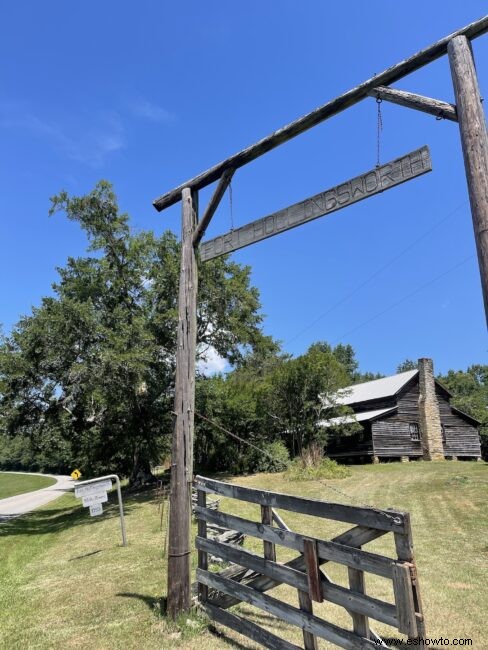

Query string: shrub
[286,447,351,481]
[245,440,290,473]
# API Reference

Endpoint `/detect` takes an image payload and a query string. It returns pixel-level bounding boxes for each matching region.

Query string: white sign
[89,503,103,517]
[75,480,112,498]
[82,492,108,507]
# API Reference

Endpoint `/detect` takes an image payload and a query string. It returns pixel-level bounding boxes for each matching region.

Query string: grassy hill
[0,461,486,649]
[0,472,56,500]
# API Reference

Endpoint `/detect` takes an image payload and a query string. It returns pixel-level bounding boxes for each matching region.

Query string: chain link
[376,97,383,168]
[196,411,402,525]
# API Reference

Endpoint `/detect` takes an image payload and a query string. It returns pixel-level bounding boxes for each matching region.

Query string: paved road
[0,472,73,520]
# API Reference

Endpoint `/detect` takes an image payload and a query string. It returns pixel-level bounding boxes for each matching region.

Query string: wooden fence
[194,475,425,650]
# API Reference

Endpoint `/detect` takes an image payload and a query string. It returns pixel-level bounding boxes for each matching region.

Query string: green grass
[0,472,56,499]
[0,461,486,649]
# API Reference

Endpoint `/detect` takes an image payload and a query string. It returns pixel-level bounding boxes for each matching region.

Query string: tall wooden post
[167,187,198,618]
[448,35,488,326]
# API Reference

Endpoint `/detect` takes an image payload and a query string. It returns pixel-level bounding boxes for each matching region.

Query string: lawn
[0,472,57,500]
[0,461,486,649]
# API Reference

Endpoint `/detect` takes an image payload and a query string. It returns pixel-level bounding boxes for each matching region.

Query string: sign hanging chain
[376,97,383,168]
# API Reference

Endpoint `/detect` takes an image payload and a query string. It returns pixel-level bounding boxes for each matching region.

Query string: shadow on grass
[0,487,159,538]
[117,592,167,615]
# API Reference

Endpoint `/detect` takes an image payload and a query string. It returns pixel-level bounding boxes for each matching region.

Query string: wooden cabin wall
[435,386,481,457]
[371,380,481,458]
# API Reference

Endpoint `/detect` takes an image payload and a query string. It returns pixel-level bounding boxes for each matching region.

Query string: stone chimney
[418,358,445,461]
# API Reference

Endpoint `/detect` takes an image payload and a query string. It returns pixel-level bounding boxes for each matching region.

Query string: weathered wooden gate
[195,476,424,649]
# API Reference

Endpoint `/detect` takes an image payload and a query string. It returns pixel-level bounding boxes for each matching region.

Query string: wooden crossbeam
[369,86,458,121]
[153,15,488,211]
[193,168,235,247]
[195,475,407,533]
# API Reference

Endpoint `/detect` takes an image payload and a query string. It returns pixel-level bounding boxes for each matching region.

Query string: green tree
[0,182,270,481]
[397,359,417,373]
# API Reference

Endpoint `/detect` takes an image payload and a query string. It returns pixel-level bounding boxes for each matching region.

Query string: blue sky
[1,2,487,376]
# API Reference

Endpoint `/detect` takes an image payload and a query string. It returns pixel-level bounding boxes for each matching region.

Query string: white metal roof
[333,369,418,406]
[318,407,397,428]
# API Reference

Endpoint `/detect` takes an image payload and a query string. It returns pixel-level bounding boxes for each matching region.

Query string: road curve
[0,472,73,520]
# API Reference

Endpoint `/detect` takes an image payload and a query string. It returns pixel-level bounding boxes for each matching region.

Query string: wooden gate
[195,476,424,650]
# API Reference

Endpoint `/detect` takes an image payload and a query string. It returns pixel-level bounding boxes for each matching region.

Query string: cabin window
[441,424,446,443]
[409,423,420,442]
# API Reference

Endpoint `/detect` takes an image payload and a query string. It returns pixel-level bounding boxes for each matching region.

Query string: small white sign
[82,492,108,507]
[89,503,103,517]
[75,480,113,498]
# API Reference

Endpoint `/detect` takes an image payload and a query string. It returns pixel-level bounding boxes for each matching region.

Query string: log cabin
[321,358,481,463]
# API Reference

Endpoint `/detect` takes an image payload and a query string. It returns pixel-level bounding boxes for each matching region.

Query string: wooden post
[394,513,426,638]
[448,35,488,326]
[261,505,276,562]
[347,565,370,639]
[167,187,198,618]
[197,489,208,604]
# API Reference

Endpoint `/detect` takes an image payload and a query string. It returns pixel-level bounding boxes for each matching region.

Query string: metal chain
[318,479,402,525]
[376,97,383,168]
[195,411,402,525]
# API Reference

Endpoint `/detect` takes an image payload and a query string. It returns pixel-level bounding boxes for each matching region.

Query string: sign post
[73,474,128,547]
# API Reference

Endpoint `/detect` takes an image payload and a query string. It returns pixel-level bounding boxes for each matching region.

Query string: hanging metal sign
[199,145,432,262]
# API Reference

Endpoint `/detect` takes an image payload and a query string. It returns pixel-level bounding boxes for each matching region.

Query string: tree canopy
[0,182,271,480]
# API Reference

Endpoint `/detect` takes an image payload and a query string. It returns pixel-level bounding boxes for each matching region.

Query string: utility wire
[334,254,474,343]
[285,200,468,345]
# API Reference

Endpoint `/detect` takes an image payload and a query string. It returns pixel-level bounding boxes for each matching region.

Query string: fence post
[197,488,208,604]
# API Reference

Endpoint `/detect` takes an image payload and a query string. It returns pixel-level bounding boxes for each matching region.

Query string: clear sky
[1,2,487,376]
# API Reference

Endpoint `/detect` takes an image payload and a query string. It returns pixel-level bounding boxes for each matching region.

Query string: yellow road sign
[71,469,82,480]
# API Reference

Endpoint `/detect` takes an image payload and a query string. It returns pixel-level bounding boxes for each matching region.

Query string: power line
[333,254,474,343]
[285,201,468,345]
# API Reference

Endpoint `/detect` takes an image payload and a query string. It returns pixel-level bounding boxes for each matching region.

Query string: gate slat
[195,475,406,533]
[202,602,302,650]
[197,568,381,650]
[196,536,398,627]
[195,506,394,577]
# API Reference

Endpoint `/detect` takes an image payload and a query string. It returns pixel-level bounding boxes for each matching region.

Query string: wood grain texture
[303,538,323,603]
[194,506,395,577]
[209,525,387,610]
[195,475,406,532]
[202,602,302,650]
[348,565,370,639]
[197,489,208,603]
[153,15,488,211]
[198,569,380,650]
[448,35,488,326]
[392,563,418,638]
[193,168,235,247]
[199,147,432,261]
[196,536,398,627]
[369,86,457,121]
[261,505,276,562]
[166,188,198,618]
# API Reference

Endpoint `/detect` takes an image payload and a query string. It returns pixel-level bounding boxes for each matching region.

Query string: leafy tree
[437,365,488,460]
[397,359,417,373]
[0,182,270,481]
